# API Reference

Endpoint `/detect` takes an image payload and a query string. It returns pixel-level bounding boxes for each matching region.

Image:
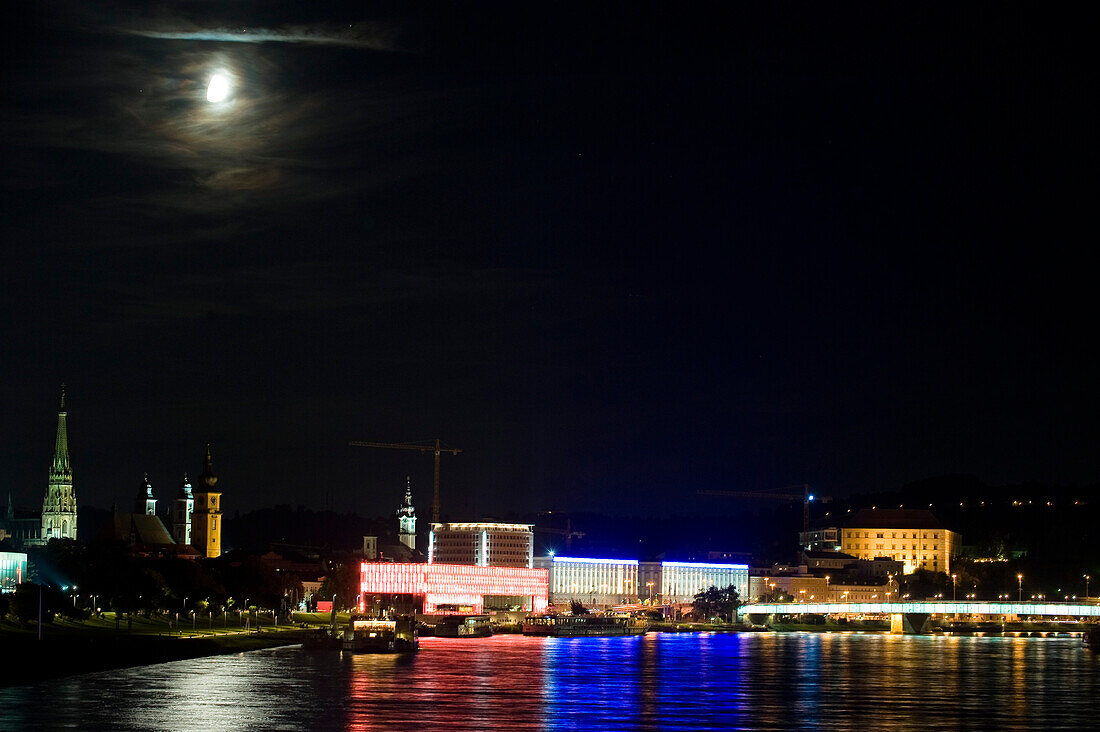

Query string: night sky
[1,3,1094,521]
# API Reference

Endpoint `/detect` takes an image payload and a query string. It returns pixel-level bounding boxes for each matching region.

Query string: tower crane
[698,483,817,531]
[536,515,585,552]
[350,439,461,524]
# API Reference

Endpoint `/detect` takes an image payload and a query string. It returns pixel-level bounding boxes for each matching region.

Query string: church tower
[134,473,157,516]
[397,476,416,551]
[191,444,222,558]
[40,385,78,542]
[172,474,194,545]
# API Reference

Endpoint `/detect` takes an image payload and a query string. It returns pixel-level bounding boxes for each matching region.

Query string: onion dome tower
[172,474,194,545]
[191,444,223,558]
[40,384,78,542]
[134,473,157,516]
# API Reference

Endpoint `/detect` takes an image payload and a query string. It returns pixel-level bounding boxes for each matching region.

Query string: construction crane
[698,483,816,530]
[536,515,585,552]
[350,439,461,524]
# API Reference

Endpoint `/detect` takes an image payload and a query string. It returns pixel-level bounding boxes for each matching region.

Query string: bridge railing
[739,601,1100,617]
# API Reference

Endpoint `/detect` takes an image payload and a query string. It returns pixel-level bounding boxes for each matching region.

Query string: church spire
[40,384,77,542]
[50,384,71,481]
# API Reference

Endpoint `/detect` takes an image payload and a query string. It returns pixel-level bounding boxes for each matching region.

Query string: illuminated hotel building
[535,556,749,607]
[428,522,534,568]
[359,562,549,614]
[840,508,960,574]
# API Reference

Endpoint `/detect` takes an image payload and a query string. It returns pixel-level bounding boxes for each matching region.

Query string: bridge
[739,601,1100,634]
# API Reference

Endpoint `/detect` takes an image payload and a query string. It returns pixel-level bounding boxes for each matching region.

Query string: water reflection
[3,633,1099,730]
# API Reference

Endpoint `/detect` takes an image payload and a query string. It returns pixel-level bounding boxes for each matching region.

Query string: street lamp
[952,574,957,602]
[1017,574,1023,603]
[1085,575,1090,600]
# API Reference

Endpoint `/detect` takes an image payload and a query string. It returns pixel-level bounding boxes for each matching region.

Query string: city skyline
[1,3,1094,519]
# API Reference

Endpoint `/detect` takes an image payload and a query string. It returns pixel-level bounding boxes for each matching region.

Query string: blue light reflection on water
[3,633,1100,730]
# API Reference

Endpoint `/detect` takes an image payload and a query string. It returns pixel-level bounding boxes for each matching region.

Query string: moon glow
[207,74,230,103]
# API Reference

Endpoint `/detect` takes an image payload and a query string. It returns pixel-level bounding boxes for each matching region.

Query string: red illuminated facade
[360,562,549,614]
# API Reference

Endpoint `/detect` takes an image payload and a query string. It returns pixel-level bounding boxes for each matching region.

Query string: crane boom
[698,484,815,530]
[350,439,462,524]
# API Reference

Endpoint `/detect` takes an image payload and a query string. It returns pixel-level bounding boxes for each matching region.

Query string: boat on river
[1084,628,1100,652]
[304,614,419,653]
[432,614,493,638]
[522,614,647,637]
[343,615,419,653]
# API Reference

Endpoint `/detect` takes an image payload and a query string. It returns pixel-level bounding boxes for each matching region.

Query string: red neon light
[360,563,549,613]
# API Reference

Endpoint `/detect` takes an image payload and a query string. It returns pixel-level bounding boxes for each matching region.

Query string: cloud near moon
[123,22,409,52]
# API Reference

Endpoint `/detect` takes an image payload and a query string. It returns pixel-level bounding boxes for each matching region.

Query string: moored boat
[522,614,647,637]
[341,614,419,653]
[432,614,493,638]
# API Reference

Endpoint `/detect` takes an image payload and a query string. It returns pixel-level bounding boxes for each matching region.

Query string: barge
[522,614,647,637]
[432,614,493,638]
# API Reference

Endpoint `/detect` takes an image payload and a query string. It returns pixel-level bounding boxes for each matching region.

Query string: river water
[4,632,1099,730]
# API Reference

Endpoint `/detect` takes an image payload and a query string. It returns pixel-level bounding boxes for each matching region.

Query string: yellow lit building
[190,445,223,558]
[840,508,959,575]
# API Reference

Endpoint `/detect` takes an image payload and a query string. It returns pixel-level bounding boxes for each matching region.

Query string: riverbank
[1,614,317,686]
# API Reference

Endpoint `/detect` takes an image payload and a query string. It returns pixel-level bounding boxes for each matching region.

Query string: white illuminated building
[534,556,638,606]
[428,522,534,568]
[659,562,749,604]
[536,556,750,608]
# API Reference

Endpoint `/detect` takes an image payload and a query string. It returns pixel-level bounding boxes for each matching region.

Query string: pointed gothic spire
[50,384,72,481]
[5,491,12,520]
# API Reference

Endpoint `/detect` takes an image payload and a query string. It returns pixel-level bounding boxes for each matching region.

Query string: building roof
[803,550,857,560]
[99,513,175,546]
[845,508,946,530]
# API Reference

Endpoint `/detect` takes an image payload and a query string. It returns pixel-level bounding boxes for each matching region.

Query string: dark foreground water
[4,632,1099,730]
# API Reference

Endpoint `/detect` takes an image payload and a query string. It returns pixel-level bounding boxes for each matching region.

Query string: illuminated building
[38,386,78,544]
[397,478,416,551]
[534,556,638,607]
[798,527,841,552]
[749,575,828,602]
[840,508,960,574]
[190,445,222,558]
[428,522,534,568]
[0,552,27,593]
[359,562,549,614]
[171,474,194,546]
[536,556,749,608]
[659,562,749,604]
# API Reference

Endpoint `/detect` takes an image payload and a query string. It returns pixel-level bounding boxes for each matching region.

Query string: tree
[569,599,589,615]
[692,584,741,623]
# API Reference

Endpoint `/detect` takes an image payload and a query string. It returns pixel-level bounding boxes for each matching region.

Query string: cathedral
[1,386,78,547]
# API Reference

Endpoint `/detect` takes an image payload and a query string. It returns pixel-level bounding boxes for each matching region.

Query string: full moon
[206,74,230,103]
